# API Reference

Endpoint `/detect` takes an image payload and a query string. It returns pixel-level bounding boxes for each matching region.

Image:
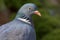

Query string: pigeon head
[15,3,41,19]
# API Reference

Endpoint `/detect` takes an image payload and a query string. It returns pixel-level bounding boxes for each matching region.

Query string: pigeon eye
[28,8,34,11]
[29,8,32,10]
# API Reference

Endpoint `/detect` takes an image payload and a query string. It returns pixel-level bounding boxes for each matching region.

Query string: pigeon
[0,3,41,40]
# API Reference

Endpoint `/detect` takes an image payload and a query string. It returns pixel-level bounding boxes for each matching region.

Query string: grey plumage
[0,19,36,40]
[0,3,37,40]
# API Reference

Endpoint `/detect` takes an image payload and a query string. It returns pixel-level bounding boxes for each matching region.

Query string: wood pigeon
[0,3,41,40]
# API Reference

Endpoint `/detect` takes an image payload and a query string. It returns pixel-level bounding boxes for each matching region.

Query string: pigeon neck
[15,14,32,25]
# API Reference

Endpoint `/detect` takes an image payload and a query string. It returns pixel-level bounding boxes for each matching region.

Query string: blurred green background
[0,0,60,40]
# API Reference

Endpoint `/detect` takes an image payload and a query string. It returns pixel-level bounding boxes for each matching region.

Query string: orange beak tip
[34,11,41,16]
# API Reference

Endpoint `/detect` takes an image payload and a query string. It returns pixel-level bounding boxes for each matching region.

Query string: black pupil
[29,8,31,10]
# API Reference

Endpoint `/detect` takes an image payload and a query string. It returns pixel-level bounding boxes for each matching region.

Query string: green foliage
[4,0,41,11]
[0,0,7,11]
[42,29,60,40]
[9,13,16,20]
[4,0,24,10]
[32,8,60,40]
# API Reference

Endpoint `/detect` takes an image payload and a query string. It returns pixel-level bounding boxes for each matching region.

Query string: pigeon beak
[34,10,41,16]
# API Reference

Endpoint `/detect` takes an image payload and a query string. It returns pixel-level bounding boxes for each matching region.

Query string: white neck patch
[17,18,31,24]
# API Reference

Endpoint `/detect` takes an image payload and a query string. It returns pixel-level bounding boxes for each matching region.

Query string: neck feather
[15,13,33,24]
